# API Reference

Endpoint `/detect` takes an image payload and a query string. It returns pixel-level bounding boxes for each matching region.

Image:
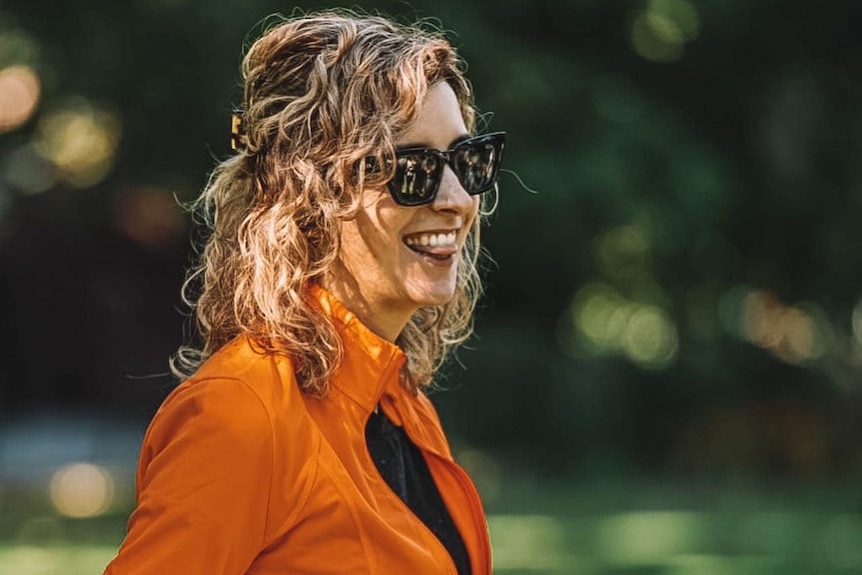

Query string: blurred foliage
[2,0,862,486]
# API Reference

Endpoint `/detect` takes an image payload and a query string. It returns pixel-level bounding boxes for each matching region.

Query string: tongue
[406,243,457,257]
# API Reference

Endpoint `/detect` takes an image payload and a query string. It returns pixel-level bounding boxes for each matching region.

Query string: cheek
[347,209,405,263]
[366,206,413,245]
[461,197,481,234]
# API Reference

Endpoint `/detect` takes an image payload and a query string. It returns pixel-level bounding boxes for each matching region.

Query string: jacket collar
[310,284,408,414]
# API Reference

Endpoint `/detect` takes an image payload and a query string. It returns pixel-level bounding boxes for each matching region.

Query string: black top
[365,409,472,575]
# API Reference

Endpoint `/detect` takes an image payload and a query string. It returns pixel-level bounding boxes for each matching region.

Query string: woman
[105,10,505,575]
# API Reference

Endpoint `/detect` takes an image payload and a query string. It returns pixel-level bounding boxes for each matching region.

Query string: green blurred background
[2,0,862,573]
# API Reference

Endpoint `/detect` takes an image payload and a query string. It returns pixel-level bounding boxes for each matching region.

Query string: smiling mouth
[403,230,459,260]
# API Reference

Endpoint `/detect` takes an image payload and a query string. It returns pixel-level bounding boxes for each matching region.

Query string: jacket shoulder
[138,335,317,545]
[174,334,299,408]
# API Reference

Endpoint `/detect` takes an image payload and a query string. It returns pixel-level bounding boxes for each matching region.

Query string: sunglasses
[385,132,506,207]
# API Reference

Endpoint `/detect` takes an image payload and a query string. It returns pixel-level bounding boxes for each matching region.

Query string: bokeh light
[35,100,122,188]
[738,289,830,364]
[48,463,115,519]
[740,290,784,349]
[649,0,701,41]
[781,307,821,362]
[0,65,41,132]
[1,144,58,195]
[630,11,684,62]
[564,282,679,369]
[630,0,701,63]
[571,282,629,350]
[623,305,679,368]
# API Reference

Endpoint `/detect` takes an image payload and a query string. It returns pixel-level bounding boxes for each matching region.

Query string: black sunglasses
[385,132,506,207]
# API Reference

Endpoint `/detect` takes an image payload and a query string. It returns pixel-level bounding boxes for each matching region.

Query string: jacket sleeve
[104,377,274,575]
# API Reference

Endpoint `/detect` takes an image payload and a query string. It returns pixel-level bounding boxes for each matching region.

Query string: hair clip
[230,112,248,151]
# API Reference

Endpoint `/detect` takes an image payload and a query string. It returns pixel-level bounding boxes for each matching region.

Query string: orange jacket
[104,287,492,574]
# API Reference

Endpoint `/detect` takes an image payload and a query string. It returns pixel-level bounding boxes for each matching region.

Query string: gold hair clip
[230,113,248,151]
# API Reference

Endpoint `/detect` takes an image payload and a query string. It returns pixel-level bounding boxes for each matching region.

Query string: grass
[2,473,861,574]
[479,473,862,574]
[0,545,118,575]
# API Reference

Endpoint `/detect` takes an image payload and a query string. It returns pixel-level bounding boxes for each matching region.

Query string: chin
[407,282,458,309]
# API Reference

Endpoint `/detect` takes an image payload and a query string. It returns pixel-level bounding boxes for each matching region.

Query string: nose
[430,166,475,214]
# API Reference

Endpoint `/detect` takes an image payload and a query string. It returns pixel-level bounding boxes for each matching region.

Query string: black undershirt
[365,409,471,575]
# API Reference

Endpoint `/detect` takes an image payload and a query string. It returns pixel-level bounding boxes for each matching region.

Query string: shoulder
[143,376,272,462]
[130,335,318,546]
[177,334,300,412]
[191,333,291,386]
[146,335,297,453]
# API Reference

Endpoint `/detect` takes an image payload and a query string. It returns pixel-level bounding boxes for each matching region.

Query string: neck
[320,275,413,342]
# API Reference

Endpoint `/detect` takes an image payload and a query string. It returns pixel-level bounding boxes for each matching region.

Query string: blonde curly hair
[173,11,491,395]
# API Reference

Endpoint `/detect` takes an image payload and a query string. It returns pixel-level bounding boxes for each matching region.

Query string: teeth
[405,232,457,248]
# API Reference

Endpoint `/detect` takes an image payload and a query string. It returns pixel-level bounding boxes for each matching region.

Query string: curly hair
[173,10,491,395]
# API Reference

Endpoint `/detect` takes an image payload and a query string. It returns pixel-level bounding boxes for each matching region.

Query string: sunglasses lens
[453,137,502,194]
[391,152,441,206]
[386,133,505,206]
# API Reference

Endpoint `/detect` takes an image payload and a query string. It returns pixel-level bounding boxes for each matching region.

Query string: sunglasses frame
[386,132,506,207]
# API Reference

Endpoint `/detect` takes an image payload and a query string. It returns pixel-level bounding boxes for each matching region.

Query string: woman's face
[328,81,479,341]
